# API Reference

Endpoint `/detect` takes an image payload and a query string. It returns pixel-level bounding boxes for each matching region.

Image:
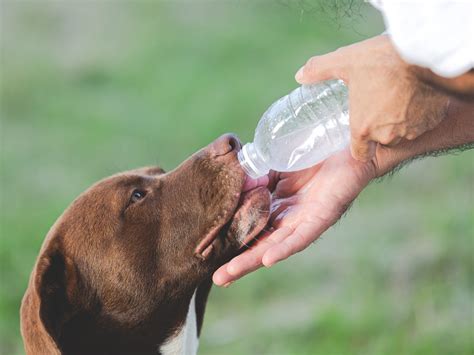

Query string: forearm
[376,99,474,177]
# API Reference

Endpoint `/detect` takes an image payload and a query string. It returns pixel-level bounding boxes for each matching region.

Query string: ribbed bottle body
[250,79,349,173]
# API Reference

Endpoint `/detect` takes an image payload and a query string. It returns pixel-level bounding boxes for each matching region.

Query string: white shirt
[370,0,474,78]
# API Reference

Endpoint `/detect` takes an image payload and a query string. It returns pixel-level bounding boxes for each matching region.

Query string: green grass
[1,1,473,354]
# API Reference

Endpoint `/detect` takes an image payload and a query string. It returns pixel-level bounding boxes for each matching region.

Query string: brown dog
[20,134,270,355]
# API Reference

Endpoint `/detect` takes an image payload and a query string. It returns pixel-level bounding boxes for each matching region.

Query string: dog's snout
[210,134,241,156]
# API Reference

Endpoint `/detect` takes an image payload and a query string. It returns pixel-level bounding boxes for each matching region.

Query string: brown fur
[20,134,270,355]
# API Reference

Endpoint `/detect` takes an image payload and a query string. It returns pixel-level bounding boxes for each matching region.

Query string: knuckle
[405,132,418,140]
[378,132,397,145]
[353,125,370,140]
[405,126,424,140]
[398,125,408,137]
[378,137,391,145]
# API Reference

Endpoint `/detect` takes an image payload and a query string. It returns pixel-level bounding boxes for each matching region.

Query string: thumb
[350,134,376,162]
[295,51,346,84]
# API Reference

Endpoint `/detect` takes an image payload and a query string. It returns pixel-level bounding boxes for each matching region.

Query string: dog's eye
[130,189,146,204]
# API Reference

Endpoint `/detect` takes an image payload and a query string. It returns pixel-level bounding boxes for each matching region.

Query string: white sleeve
[370,0,474,78]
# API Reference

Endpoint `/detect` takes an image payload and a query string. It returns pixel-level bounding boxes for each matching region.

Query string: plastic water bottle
[238,79,350,178]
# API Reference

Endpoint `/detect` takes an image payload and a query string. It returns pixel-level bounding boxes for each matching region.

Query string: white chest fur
[159,290,199,355]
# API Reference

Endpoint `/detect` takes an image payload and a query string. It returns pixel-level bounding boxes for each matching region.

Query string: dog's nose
[209,134,242,156]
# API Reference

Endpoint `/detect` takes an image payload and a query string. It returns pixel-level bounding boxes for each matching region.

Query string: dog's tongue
[242,174,269,192]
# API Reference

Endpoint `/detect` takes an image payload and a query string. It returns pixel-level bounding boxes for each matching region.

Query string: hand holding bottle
[295,35,450,162]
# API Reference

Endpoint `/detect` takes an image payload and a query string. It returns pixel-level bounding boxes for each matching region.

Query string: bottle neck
[237,143,269,179]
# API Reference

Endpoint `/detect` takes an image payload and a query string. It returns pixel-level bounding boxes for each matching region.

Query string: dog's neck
[160,289,199,355]
[158,277,213,355]
[158,277,214,355]
[21,277,214,355]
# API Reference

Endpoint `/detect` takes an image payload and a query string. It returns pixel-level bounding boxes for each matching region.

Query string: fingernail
[295,66,305,82]
[262,257,275,268]
[223,281,234,288]
[227,264,238,275]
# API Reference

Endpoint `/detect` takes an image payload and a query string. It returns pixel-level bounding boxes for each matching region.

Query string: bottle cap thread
[237,143,269,179]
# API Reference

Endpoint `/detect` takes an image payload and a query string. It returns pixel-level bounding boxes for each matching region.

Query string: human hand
[295,35,450,162]
[212,98,473,287]
[212,148,378,286]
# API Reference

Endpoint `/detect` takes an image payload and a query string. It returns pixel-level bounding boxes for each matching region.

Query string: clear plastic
[238,79,350,178]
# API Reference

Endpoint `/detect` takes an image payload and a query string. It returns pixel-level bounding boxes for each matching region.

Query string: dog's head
[21,134,270,353]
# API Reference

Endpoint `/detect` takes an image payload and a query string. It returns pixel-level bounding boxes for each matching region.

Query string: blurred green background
[1,1,473,354]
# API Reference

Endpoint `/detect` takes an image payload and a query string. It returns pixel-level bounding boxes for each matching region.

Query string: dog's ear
[34,246,79,344]
[21,242,79,354]
[128,166,166,176]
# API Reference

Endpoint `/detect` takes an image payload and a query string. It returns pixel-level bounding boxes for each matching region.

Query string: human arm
[213,98,474,286]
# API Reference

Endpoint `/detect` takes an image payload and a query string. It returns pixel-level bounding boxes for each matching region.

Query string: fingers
[262,220,327,267]
[212,264,233,287]
[212,227,293,286]
[350,133,377,162]
[227,227,291,274]
[295,50,346,84]
[273,166,319,198]
[381,136,402,147]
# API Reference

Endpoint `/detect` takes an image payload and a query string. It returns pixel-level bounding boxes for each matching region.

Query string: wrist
[372,98,474,178]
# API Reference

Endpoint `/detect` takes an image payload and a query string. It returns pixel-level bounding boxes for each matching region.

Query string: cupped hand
[212,148,379,286]
[295,35,450,162]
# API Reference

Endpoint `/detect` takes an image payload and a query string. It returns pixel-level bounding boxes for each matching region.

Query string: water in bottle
[238,79,350,178]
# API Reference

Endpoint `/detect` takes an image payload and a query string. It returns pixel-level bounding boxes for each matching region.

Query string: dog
[20,134,271,355]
